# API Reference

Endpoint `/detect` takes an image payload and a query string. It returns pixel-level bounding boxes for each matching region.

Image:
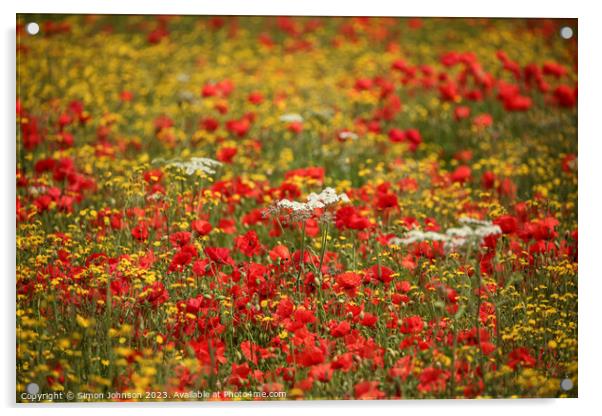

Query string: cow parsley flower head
[390,217,501,251]
[28,185,47,197]
[165,157,222,176]
[266,187,350,221]
[394,230,449,245]
[338,131,359,141]
[176,72,190,83]
[279,113,304,123]
[306,187,350,209]
[458,217,492,227]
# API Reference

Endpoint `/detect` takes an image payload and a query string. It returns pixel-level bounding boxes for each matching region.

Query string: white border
[10,0,582,17]
[3,1,601,416]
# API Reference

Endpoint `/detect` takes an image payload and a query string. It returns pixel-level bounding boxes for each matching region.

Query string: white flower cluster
[279,113,304,123]
[165,157,222,176]
[28,185,48,197]
[267,187,350,221]
[338,131,359,141]
[389,217,501,251]
[176,73,190,83]
[307,187,350,207]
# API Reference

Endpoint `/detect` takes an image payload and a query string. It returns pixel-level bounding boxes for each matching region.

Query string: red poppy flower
[562,154,577,173]
[405,129,422,151]
[120,90,134,102]
[473,113,493,128]
[218,218,237,234]
[168,246,197,272]
[388,128,406,143]
[287,121,303,133]
[299,344,325,367]
[228,362,251,387]
[309,363,333,382]
[532,216,559,240]
[418,367,449,393]
[494,215,518,234]
[191,219,212,236]
[201,117,219,132]
[482,171,496,189]
[542,61,568,78]
[439,82,459,101]
[284,166,325,183]
[189,338,227,371]
[234,230,263,257]
[364,265,394,284]
[169,231,191,247]
[454,106,471,120]
[269,244,291,263]
[354,78,373,91]
[507,347,536,369]
[154,114,174,132]
[553,84,577,108]
[331,352,354,371]
[140,281,169,308]
[360,312,378,327]
[248,91,264,105]
[450,165,472,183]
[275,297,294,320]
[329,320,351,337]
[131,222,149,241]
[336,272,362,289]
[204,247,235,266]
[503,94,532,111]
[389,355,413,380]
[217,146,237,163]
[354,381,385,400]
[201,83,218,97]
[226,117,251,137]
[400,315,424,334]
[376,193,398,211]
[335,206,371,230]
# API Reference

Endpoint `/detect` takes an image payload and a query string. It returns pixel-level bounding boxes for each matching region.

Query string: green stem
[297,221,307,296]
[474,252,487,392]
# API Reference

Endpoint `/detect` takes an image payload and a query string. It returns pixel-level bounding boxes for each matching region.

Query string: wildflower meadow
[16,15,578,401]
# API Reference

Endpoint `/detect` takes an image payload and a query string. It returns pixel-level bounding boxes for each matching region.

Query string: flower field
[16,15,578,401]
